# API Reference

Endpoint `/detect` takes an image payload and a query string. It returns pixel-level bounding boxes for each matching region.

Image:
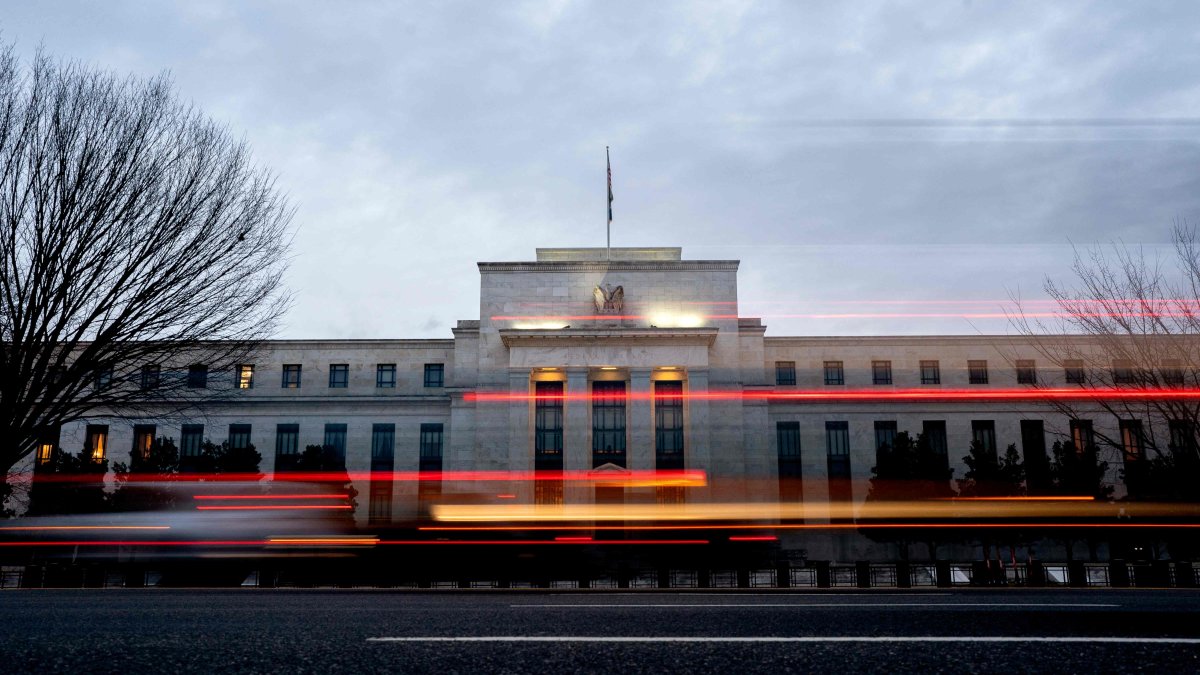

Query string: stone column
[686,368,711,478]
[629,368,654,471]
[507,368,531,471]
[564,367,590,471]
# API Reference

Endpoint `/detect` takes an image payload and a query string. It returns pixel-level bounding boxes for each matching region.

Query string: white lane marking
[504,605,1113,610]
[368,636,1200,644]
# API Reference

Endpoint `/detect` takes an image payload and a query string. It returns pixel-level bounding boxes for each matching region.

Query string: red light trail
[465,387,1200,403]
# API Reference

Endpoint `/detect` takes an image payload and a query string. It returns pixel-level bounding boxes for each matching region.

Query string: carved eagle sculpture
[593,283,624,313]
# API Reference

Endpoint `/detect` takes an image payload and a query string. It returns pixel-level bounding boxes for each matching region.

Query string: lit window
[36,443,54,466]
[132,424,155,461]
[376,364,397,388]
[328,364,349,388]
[1071,419,1094,450]
[85,424,108,461]
[1119,420,1144,463]
[423,363,444,388]
[237,364,254,389]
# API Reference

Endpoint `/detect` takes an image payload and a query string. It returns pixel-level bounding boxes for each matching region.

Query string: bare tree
[0,43,292,491]
[1010,222,1200,501]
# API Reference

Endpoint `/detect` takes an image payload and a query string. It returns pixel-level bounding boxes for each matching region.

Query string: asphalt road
[2,589,1199,673]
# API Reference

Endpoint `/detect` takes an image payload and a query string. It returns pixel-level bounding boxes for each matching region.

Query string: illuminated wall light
[649,312,706,328]
[599,366,618,371]
[511,322,571,330]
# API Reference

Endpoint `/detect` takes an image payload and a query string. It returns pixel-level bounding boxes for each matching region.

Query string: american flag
[607,146,613,223]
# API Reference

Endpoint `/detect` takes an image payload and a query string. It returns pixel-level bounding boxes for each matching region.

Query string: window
[228,424,252,451]
[775,361,796,386]
[1017,420,1046,468]
[419,423,444,472]
[1070,419,1094,451]
[369,423,396,524]
[1162,360,1185,386]
[93,365,113,391]
[187,364,208,389]
[776,422,802,478]
[922,420,948,457]
[274,423,299,472]
[371,424,396,472]
[823,361,844,385]
[85,424,108,461]
[323,423,347,468]
[872,360,892,385]
[1016,359,1037,385]
[180,424,204,461]
[535,381,564,470]
[920,360,940,385]
[1169,419,1196,453]
[236,364,254,389]
[1119,420,1144,463]
[971,420,996,457]
[968,360,989,385]
[1064,359,1086,384]
[36,441,54,466]
[35,428,59,468]
[132,424,155,462]
[140,365,160,390]
[282,364,302,389]
[874,421,898,455]
[1111,359,1136,385]
[592,380,627,468]
[328,364,349,388]
[826,421,851,500]
[777,421,802,503]
[423,363,444,388]
[376,364,396,388]
[369,483,393,523]
[922,421,949,474]
[655,381,685,469]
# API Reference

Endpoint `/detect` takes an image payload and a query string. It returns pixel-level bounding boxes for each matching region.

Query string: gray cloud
[4,0,1199,338]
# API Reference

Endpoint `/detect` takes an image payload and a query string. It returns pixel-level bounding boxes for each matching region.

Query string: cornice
[499,327,719,347]
[478,260,740,273]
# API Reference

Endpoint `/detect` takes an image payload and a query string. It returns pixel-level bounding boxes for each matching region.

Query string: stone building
[44,247,1155,559]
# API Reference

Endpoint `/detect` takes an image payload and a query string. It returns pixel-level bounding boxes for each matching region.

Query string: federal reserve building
[37,246,1169,561]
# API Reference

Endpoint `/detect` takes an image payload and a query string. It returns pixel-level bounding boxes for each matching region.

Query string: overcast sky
[5,1,1200,338]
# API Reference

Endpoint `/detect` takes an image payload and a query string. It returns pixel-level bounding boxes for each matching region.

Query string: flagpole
[606,146,611,261]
